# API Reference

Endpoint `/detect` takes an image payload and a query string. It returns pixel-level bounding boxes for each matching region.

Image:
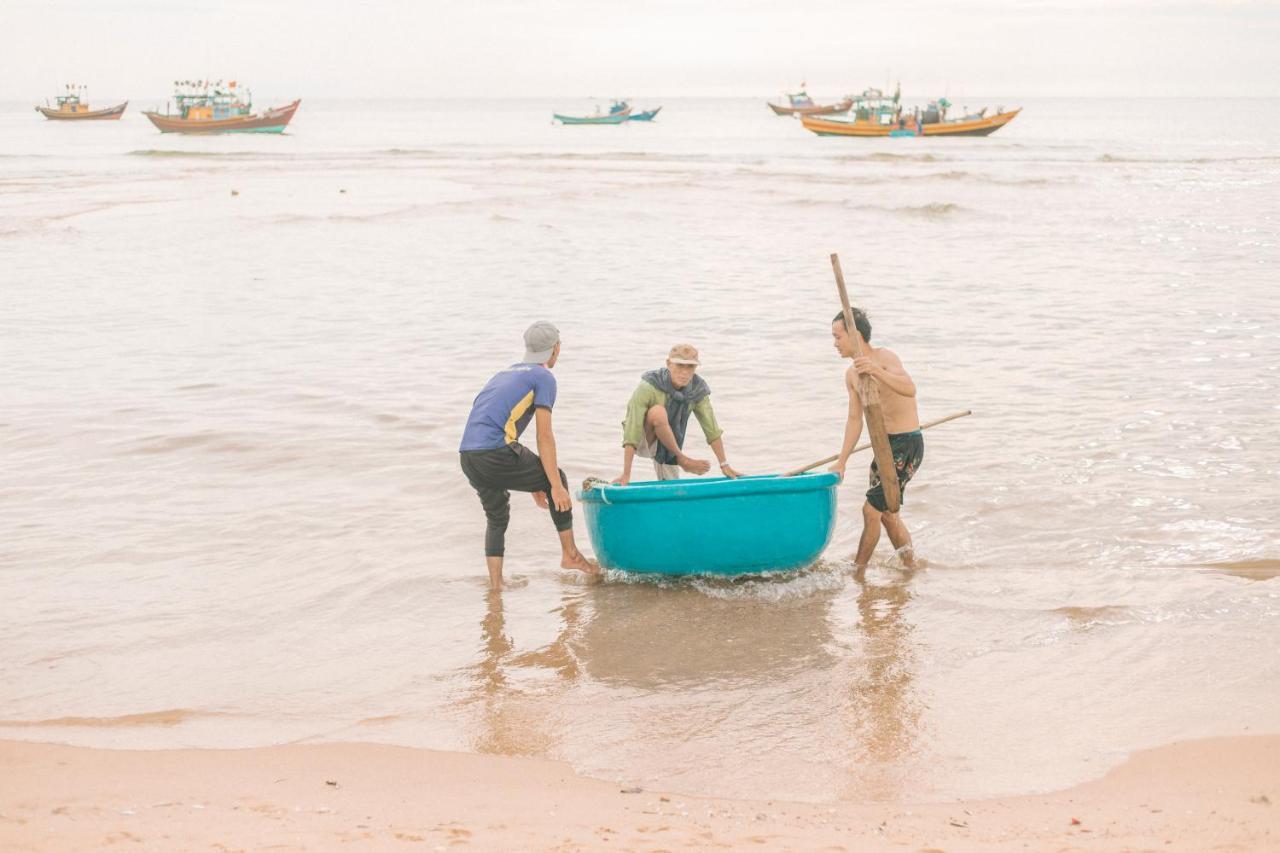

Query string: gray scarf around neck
[641,368,711,465]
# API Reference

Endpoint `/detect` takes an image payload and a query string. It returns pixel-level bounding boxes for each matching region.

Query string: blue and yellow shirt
[459,363,557,451]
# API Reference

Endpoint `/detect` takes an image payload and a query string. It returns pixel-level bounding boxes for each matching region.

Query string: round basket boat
[580,473,840,576]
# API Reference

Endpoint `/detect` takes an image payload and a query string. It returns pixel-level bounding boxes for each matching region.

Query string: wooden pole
[783,409,972,477]
[831,253,901,512]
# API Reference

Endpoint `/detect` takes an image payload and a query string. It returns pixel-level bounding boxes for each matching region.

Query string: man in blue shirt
[459,321,598,588]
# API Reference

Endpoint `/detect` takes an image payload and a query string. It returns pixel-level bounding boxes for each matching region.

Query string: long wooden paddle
[831,253,900,512]
[783,410,972,477]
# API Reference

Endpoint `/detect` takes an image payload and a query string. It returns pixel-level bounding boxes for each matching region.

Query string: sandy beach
[2,734,1276,851]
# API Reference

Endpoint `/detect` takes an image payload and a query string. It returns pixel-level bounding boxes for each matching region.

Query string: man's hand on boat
[611,473,630,486]
[828,461,846,482]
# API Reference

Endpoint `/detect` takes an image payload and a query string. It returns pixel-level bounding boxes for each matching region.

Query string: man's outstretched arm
[830,368,864,481]
[535,407,571,512]
[707,437,740,478]
[615,444,637,485]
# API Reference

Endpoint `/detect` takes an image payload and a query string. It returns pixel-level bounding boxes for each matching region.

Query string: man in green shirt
[613,344,742,486]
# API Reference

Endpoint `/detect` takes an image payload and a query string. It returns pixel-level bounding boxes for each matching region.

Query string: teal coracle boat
[580,473,839,576]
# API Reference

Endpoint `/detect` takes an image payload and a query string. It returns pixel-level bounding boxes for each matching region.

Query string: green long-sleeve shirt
[621,382,723,448]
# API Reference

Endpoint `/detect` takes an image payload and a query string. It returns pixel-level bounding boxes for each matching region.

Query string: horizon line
[7,93,1280,101]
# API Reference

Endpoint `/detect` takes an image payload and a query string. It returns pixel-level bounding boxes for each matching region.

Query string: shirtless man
[828,309,922,570]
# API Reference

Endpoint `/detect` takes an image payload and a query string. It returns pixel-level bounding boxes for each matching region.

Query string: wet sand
[2,735,1275,851]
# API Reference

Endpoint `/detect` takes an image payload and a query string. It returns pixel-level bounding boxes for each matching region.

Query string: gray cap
[522,321,560,364]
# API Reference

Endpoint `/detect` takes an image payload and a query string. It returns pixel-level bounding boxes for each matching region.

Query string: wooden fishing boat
[767,89,853,117]
[609,101,662,121]
[800,89,1020,137]
[580,473,839,576]
[35,85,126,120]
[554,106,632,125]
[142,80,299,134]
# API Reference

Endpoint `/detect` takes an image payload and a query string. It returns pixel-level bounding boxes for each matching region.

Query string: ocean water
[2,96,1278,803]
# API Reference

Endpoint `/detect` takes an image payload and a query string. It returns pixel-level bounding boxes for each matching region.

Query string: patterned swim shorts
[867,430,924,512]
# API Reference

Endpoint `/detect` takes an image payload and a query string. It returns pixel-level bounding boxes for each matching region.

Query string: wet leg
[485,556,504,590]
[475,486,511,588]
[557,527,599,577]
[544,468,597,576]
[880,511,915,568]
[855,500,882,569]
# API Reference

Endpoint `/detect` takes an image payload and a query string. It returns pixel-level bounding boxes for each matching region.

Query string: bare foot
[561,549,600,576]
[677,454,711,475]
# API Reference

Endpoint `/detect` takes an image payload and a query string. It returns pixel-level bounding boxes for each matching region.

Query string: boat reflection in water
[838,567,923,801]
[459,564,925,802]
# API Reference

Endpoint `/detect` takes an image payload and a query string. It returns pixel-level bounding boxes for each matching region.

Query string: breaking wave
[601,559,854,602]
[1098,152,1280,164]
[0,708,227,728]
[895,201,964,219]
[835,152,941,163]
[126,149,265,159]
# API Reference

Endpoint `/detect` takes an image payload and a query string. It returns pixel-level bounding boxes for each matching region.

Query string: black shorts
[866,430,924,512]
[460,443,571,557]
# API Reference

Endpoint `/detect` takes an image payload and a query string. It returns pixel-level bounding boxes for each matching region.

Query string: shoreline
[2,734,1276,851]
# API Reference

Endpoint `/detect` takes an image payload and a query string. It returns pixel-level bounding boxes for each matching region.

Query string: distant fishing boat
[609,100,662,121]
[553,105,632,125]
[767,87,852,117]
[580,474,839,576]
[142,80,299,134]
[800,87,1020,137]
[35,85,126,121]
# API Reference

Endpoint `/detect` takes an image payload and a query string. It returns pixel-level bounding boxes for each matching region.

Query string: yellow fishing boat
[800,88,1020,137]
[35,85,127,121]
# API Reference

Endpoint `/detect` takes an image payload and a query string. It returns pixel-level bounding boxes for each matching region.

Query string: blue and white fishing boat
[553,105,631,125]
[580,473,839,576]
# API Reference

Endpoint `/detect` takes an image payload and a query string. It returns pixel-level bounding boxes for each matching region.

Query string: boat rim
[580,471,838,504]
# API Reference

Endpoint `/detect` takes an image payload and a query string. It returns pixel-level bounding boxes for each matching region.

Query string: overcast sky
[5,0,1279,100]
